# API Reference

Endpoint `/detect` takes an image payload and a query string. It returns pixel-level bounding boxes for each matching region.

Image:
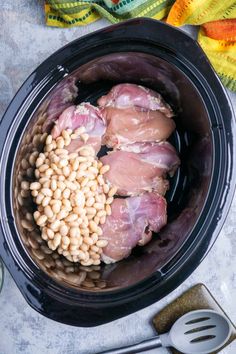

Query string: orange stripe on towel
[202,19,236,41]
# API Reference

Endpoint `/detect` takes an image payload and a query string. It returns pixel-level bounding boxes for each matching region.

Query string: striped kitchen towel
[45,0,236,92]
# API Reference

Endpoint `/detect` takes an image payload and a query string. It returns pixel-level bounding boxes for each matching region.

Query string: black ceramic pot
[0,19,235,327]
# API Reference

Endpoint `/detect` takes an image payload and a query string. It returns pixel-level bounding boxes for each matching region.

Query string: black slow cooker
[0,19,235,327]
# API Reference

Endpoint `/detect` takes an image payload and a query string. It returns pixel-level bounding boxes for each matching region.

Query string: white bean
[105,204,111,215]
[63,188,70,199]
[53,233,61,248]
[46,228,54,239]
[41,188,53,197]
[30,182,41,190]
[65,214,78,223]
[103,184,109,194]
[46,135,52,145]
[37,215,47,226]
[44,205,53,219]
[80,133,89,143]
[62,236,70,246]
[59,224,68,237]
[96,239,108,248]
[31,190,38,197]
[56,138,65,149]
[36,193,44,205]
[57,210,68,220]
[94,203,104,210]
[21,181,30,190]
[39,164,49,173]
[106,197,113,205]
[53,189,62,199]
[99,216,106,225]
[86,197,95,207]
[108,186,117,197]
[50,220,61,231]
[89,220,97,233]
[52,202,61,214]
[51,179,57,191]
[100,165,110,174]
[42,196,51,207]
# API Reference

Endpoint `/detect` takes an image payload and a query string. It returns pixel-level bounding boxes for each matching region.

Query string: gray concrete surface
[0,2,236,354]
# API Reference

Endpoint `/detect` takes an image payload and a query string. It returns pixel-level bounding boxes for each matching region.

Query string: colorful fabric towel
[45,0,236,91]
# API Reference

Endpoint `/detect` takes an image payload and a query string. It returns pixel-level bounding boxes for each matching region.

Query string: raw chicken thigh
[42,77,78,132]
[51,103,106,153]
[120,141,180,177]
[100,141,180,196]
[99,83,175,148]
[98,83,173,117]
[101,107,175,148]
[101,193,167,263]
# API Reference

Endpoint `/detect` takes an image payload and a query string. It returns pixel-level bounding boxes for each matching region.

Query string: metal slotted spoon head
[166,309,231,354]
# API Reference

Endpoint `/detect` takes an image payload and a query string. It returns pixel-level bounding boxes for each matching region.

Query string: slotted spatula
[98,309,231,354]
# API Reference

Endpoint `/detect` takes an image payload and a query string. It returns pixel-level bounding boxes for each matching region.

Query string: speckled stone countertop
[0,2,236,354]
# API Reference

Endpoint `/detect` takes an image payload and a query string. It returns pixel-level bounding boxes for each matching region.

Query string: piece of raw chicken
[100,141,180,196]
[98,83,173,117]
[51,103,106,153]
[98,83,175,148]
[100,107,175,148]
[101,192,167,263]
[42,77,78,132]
